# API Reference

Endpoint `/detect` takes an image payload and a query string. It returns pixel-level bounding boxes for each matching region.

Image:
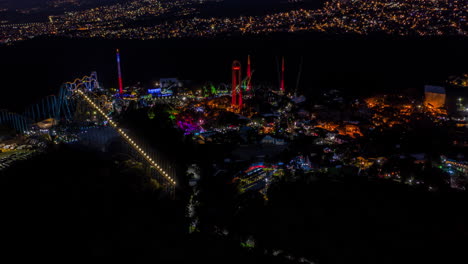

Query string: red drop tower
[231,60,242,109]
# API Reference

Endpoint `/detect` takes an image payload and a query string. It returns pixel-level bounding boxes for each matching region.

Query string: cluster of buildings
[46,0,86,9]
[0,0,198,43]
[1,0,467,44]
[233,162,279,197]
[173,75,467,196]
[0,138,46,171]
[1,55,466,196]
[439,156,468,190]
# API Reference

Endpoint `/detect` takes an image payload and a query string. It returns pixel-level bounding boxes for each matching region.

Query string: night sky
[2,0,48,8]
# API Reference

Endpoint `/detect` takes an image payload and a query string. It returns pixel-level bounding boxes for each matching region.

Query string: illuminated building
[36,118,58,129]
[424,85,446,109]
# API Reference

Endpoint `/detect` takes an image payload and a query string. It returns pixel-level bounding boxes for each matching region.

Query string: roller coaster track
[1,72,177,189]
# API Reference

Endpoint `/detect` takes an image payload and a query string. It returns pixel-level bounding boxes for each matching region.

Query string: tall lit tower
[247,55,252,91]
[116,49,124,94]
[232,61,242,109]
[280,56,285,93]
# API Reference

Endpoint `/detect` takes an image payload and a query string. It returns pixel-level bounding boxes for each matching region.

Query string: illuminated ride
[231,60,243,110]
[116,49,124,94]
[2,71,177,193]
[0,73,86,133]
[217,83,230,95]
[0,110,30,133]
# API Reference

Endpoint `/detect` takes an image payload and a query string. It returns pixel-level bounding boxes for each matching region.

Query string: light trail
[75,89,176,186]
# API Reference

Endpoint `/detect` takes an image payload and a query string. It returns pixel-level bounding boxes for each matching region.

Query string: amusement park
[1,0,468,261]
[1,46,468,192]
[1,47,468,262]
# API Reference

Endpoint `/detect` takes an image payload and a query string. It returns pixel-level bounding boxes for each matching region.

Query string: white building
[261,135,286,145]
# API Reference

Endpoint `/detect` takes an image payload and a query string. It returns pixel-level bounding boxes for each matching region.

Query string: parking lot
[0,145,39,171]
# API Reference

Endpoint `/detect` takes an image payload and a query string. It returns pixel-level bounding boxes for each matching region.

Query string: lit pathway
[75,89,176,186]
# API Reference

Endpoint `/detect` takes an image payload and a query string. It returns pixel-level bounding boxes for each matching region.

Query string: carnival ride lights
[65,72,100,91]
[177,118,201,135]
[75,89,176,186]
[116,49,124,94]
